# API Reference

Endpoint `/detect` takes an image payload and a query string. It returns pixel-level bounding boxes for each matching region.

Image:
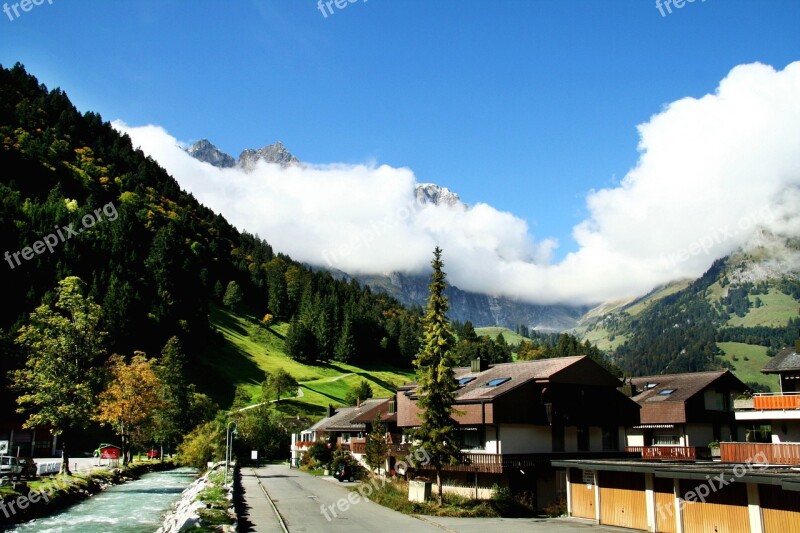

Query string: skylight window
[643,383,658,390]
[486,378,510,387]
[658,389,676,395]
[458,377,476,385]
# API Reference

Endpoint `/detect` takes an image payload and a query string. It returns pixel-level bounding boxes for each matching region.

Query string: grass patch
[475,327,526,346]
[198,304,415,412]
[717,342,779,391]
[724,289,800,327]
[365,478,535,518]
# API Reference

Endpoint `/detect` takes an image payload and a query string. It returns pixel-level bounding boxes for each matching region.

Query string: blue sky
[2,1,800,303]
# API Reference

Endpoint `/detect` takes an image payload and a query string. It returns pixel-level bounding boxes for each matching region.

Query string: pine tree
[364,413,388,474]
[334,315,356,363]
[413,247,460,504]
[223,280,243,310]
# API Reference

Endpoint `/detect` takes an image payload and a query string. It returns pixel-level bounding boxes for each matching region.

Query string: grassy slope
[196,305,415,418]
[475,327,525,346]
[716,342,779,391]
[725,289,799,327]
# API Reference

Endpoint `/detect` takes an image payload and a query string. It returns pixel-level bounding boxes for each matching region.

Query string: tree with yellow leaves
[95,353,164,464]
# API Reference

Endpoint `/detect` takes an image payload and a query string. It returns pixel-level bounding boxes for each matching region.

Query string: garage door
[569,468,596,520]
[760,484,800,533]
[599,471,647,531]
[655,477,678,533]
[680,479,748,533]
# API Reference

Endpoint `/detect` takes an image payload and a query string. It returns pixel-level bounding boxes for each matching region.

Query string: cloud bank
[114,61,800,305]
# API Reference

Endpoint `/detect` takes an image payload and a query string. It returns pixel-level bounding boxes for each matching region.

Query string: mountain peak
[185,139,299,170]
[186,139,236,168]
[415,183,462,207]
[238,141,299,170]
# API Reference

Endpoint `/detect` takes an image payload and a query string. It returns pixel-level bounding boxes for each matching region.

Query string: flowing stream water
[6,467,197,533]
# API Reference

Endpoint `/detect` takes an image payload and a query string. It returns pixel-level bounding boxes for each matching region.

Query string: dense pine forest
[0,63,423,414]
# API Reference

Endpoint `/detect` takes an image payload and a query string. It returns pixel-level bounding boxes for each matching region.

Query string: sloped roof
[631,371,733,404]
[630,370,746,424]
[403,356,621,403]
[308,398,387,433]
[763,347,800,373]
[350,397,397,424]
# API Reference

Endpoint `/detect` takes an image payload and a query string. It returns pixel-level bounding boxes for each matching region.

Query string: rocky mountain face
[357,271,589,331]
[187,139,589,331]
[185,139,298,170]
[186,139,236,168]
[415,183,462,207]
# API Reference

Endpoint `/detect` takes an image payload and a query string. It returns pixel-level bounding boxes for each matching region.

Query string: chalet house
[727,342,800,465]
[0,423,59,458]
[292,399,385,466]
[397,356,640,507]
[625,370,747,460]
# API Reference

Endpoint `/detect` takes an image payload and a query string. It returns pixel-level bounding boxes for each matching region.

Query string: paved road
[239,465,631,533]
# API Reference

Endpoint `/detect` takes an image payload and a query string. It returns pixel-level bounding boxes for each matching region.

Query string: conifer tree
[413,247,460,504]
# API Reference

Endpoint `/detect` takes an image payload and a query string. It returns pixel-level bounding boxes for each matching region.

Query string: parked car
[0,455,22,480]
[16,457,37,479]
[333,464,362,482]
[146,448,160,459]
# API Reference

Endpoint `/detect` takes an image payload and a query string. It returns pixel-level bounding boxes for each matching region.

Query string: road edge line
[252,467,289,533]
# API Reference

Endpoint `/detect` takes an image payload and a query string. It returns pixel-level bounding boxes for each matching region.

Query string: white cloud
[113,61,800,305]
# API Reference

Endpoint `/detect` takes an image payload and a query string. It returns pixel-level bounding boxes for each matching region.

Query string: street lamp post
[224,421,238,487]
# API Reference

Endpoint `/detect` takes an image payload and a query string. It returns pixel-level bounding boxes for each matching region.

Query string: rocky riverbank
[157,462,236,532]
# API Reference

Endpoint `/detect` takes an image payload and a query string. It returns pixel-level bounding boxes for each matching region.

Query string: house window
[602,426,619,451]
[341,433,351,443]
[486,378,510,387]
[458,427,486,450]
[458,377,476,386]
[658,389,676,396]
[653,435,680,446]
[577,425,590,451]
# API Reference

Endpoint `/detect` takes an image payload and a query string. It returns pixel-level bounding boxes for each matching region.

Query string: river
[6,467,197,533]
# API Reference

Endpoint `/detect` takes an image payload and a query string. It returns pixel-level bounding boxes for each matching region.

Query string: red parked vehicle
[147,448,160,459]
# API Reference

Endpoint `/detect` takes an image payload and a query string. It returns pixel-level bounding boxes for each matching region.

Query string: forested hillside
[577,253,800,389]
[0,63,421,411]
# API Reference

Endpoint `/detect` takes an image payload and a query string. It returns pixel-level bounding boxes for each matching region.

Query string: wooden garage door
[599,471,647,531]
[680,479,748,533]
[761,484,800,533]
[655,477,678,533]
[569,468,596,520]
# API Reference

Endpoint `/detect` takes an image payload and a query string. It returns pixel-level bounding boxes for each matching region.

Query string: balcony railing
[625,446,707,460]
[419,451,638,474]
[351,442,366,454]
[753,393,800,411]
[291,441,316,451]
[720,442,800,465]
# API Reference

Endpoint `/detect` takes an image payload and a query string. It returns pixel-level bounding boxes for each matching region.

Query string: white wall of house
[497,424,552,453]
[484,426,499,453]
[626,429,645,447]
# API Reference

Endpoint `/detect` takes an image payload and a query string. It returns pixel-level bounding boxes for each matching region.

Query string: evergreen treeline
[0,63,420,412]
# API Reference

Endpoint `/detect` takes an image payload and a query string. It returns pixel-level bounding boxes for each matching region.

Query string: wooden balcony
[429,451,638,474]
[753,393,800,411]
[720,442,800,465]
[388,443,411,456]
[625,446,707,460]
[351,442,366,454]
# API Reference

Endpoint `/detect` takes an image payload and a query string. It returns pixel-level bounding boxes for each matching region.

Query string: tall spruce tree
[413,247,460,504]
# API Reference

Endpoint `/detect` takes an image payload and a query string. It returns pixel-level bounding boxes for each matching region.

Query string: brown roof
[308,398,387,433]
[350,397,398,424]
[630,370,746,424]
[762,346,800,373]
[403,356,622,403]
